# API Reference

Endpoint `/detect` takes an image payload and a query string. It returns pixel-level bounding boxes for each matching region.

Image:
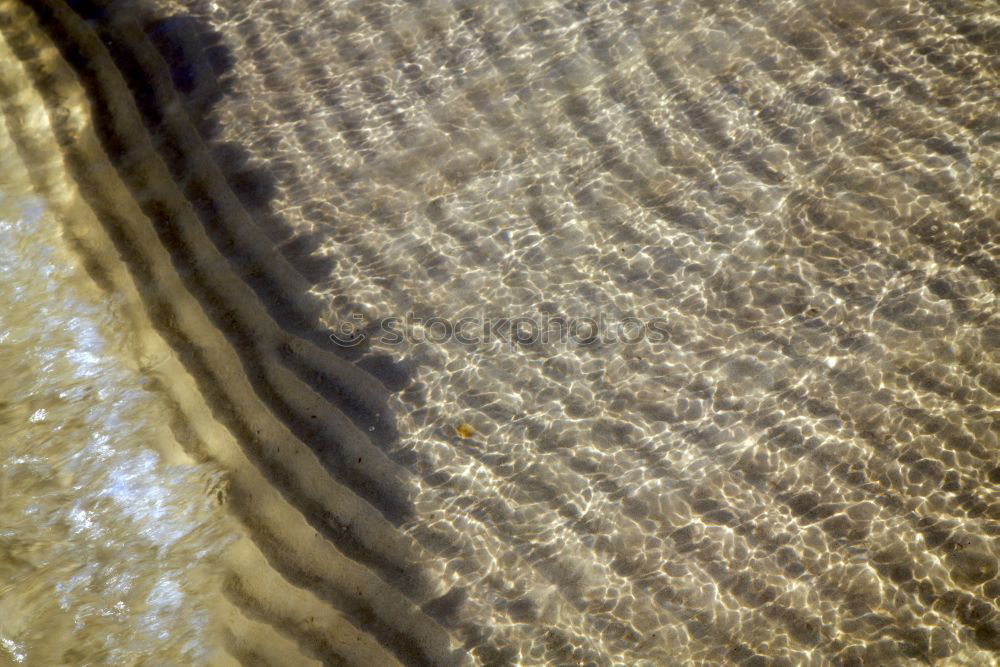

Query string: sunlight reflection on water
[0,116,232,665]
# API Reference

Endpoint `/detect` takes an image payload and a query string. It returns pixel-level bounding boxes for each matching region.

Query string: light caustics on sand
[0,0,998,665]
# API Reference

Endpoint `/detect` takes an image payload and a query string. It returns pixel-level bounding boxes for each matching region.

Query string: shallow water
[0,0,998,664]
[0,111,232,665]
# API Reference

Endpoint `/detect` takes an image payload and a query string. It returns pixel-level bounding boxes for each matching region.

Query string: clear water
[1,0,998,664]
[0,111,232,665]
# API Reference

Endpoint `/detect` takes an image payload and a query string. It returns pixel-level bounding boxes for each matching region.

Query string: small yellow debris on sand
[456,423,475,438]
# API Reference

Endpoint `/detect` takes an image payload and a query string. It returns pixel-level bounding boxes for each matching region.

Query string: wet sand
[0,0,998,664]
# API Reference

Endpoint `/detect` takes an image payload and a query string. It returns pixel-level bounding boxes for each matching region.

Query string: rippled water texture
[0,0,998,665]
[0,111,232,664]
